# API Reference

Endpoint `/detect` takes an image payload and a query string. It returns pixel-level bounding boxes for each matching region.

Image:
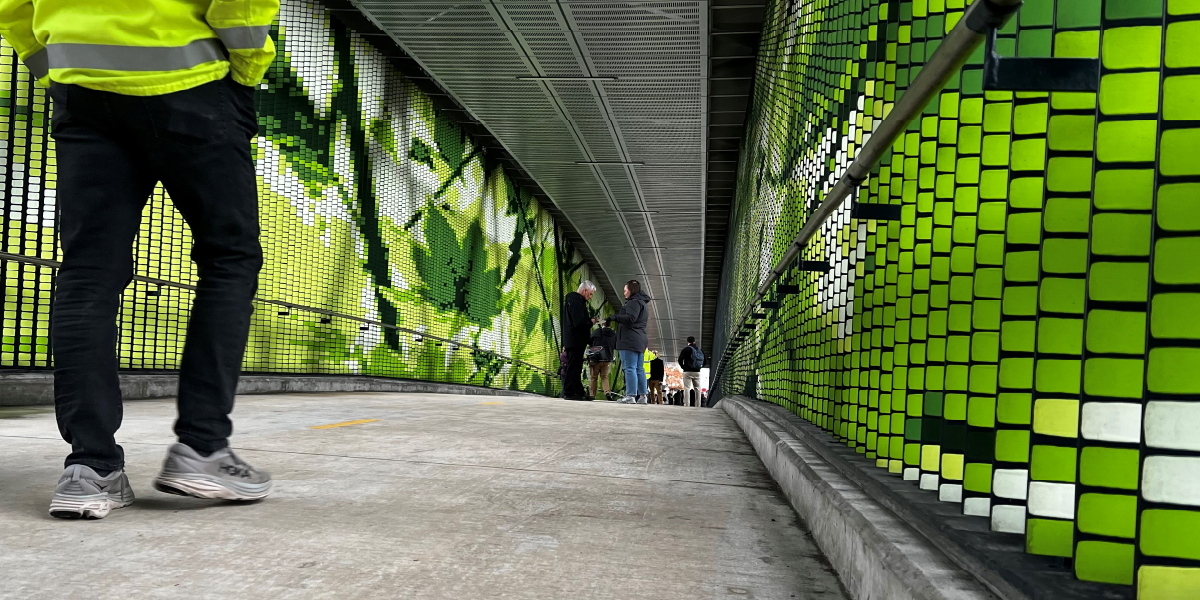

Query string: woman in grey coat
[606,279,651,404]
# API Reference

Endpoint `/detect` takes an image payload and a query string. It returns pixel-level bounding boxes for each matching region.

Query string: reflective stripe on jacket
[0,0,279,96]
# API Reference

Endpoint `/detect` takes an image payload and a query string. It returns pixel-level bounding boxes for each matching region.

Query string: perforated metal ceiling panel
[351,0,708,358]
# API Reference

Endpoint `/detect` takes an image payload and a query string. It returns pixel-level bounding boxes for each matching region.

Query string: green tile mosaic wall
[0,1,610,395]
[714,0,1200,595]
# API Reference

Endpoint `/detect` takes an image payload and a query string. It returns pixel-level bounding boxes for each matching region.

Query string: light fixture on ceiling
[627,246,668,249]
[575,160,645,166]
[636,273,673,277]
[517,76,617,81]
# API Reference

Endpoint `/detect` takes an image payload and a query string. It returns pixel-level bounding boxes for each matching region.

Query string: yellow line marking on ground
[478,401,504,405]
[310,419,380,429]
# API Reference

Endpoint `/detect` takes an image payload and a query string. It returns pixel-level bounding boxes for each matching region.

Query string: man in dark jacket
[587,323,617,400]
[678,336,704,407]
[606,280,650,404]
[561,280,597,400]
[648,353,665,404]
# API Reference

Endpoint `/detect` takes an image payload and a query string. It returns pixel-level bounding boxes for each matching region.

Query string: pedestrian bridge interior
[1,0,1196,599]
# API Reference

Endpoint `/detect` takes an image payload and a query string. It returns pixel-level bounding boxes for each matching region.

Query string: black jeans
[562,345,586,397]
[49,77,262,471]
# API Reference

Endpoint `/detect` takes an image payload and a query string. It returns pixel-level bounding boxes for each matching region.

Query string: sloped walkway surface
[0,393,848,600]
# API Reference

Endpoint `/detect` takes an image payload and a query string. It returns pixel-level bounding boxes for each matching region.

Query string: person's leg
[50,84,158,473]
[619,350,638,399]
[589,363,600,397]
[149,78,263,453]
[635,360,648,396]
[600,362,611,393]
[140,78,272,501]
[564,345,585,397]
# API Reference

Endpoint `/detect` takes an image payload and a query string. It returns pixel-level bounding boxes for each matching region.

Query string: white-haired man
[561,280,597,400]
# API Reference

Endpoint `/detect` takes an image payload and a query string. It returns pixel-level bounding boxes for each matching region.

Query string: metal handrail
[712,0,1023,385]
[0,250,558,376]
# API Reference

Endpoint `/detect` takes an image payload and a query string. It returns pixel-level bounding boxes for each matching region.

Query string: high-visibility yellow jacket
[0,0,279,96]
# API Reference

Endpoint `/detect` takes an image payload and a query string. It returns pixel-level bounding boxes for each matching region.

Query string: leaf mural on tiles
[463,220,502,328]
[472,348,506,388]
[330,23,403,351]
[259,24,341,201]
[499,175,542,284]
[413,205,467,313]
[429,114,482,201]
[289,323,356,365]
[408,137,435,169]
[503,176,529,284]
[0,1,621,398]
[522,306,541,337]
[412,205,502,328]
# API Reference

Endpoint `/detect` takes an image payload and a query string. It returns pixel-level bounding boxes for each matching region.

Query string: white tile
[991,505,1026,533]
[1145,401,1200,452]
[1027,482,1076,519]
[1143,455,1200,507]
[903,467,919,481]
[1080,402,1141,444]
[993,469,1029,500]
[964,497,991,517]
[920,473,939,490]
[939,484,963,503]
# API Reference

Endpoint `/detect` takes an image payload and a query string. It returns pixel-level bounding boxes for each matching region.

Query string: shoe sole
[49,491,134,520]
[154,475,272,501]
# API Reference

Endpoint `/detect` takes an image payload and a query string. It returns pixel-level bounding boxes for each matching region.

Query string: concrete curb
[723,396,999,600]
[0,372,544,407]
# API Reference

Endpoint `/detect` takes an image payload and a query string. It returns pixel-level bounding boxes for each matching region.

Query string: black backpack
[686,346,704,370]
[586,328,614,362]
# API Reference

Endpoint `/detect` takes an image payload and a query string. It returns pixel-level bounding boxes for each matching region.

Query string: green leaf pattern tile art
[0,0,612,397]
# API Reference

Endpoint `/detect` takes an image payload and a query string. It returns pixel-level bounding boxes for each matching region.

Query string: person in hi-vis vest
[0,0,280,519]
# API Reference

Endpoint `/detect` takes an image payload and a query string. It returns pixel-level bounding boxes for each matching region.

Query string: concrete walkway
[0,393,848,600]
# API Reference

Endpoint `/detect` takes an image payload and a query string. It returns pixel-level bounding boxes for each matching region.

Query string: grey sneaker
[49,465,135,519]
[154,443,272,501]
[636,395,649,404]
[618,395,636,404]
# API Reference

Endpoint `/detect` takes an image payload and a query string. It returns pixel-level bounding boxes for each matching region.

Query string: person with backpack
[678,336,705,407]
[586,322,617,400]
[605,280,650,404]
